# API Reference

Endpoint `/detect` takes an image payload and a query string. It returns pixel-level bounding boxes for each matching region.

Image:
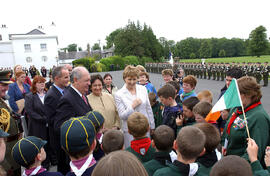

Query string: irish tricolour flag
[205,78,242,122]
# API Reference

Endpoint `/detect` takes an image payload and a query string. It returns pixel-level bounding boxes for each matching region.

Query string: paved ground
[96,70,270,114]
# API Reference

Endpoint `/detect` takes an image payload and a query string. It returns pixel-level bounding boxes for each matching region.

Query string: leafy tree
[190,53,196,59]
[92,43,101,50]
[248,25,269,57]
[218,49,226,57]
[199,40,212,58]
[105,29,122,49]
[67,44,77,52]
[72,57,95,71]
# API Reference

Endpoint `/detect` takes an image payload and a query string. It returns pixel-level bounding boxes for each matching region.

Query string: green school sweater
[196,151,218,175]
[153,161,207,176]
[221,104,270,166]
[152,101,163,128]
[251,160,270,176]
[176,117,196,134]
[126,138,155,163]
[143,151,172,176]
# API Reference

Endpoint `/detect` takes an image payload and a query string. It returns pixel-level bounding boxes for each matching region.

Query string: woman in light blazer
[114,65,155,148]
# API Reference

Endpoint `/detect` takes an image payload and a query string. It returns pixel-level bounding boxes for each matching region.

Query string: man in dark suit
[54,66,92,174]
[44,66,70,171]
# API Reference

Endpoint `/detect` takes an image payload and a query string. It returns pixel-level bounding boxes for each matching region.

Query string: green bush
[190,53,196,59]
[100,57,113,71]
[139,56,153,66]
[72,57,95,71]
[123,56,139,66]
[111,56,125,69]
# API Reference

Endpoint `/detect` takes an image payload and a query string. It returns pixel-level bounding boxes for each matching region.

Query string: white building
[0,24,58,69]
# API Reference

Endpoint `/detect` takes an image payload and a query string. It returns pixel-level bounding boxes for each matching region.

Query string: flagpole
[234,78,251,139]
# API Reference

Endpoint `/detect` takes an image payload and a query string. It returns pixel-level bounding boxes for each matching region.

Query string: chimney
[0,24,9,41]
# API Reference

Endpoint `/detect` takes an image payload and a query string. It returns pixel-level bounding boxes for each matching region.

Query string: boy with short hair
[154,126,206,176]
[61,117,97,176]
[210,155,253,176]
[194,123,221,175]
[144,125,176,176]
[101,129,124,154]
[139,72,157,96]
[157,84,181,135]
[149,92,163,128]
[197,90,213,104]
[12,136,63,176]
[167,81,183,108]
[126,112,155,163]
[160,69,173,88]
[176,97,199,133]
[192,101,213,123]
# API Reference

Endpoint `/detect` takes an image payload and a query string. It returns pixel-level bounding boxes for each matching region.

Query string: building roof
[58,51,88,60]
[26,29,45,35]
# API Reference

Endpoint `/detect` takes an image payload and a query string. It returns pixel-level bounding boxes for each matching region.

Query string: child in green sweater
[144,125,176,176]
[126,112,155,163]
[194,123,221,175]
[149,92,163,128]
[154,126,206,176]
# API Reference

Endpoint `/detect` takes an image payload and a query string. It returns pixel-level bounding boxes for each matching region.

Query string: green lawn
[178,55,270,64]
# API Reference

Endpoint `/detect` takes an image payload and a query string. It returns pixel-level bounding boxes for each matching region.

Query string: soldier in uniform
[262,61,270,87]
[0,70,21,176]
[220,62,225,81]
[247,62,254,77]
[254,62,262,84]
[216,63,220,81]
[212,62,216,80]
[207,63,212,80]
[203,63,207,79]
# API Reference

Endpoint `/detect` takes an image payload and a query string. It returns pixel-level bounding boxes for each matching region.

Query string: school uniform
[222,103,270,167]
[126,137,155,163]
[151,101,163,128]
[251,160,270,176]
[153,160,206,176]
[176,117,196,134]
[66,163,97,176]
[24,167,63,176]
[196,151,218,175]
[143,151,172,176]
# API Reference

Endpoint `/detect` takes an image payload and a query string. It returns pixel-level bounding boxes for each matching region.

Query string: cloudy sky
[1,0,269,49]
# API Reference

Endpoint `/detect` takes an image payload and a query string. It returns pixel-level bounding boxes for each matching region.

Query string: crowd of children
[1,65,270,176]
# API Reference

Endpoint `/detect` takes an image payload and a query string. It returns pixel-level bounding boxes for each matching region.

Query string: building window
[26,57,32,63]
[40,43,47,51]
[24,44,31,52]
[0,35,2,41]
[41,56,48,62]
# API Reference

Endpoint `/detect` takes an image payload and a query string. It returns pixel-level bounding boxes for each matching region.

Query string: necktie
[82,95,88,105]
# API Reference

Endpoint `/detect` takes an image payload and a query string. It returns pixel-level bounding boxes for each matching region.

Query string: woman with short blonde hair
[115,65,155,148]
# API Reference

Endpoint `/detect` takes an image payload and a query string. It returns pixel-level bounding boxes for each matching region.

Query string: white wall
[0,42,15,68]
[12,36,58,69]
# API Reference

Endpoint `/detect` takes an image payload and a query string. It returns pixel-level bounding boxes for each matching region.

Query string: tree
[248,25,269,57]
[113,21,162,60]
[218,49,226,57]
[78,47,82,51]
[105,29,122,49]
[199,40,212,58]
[67,44,77,52]
[92,43,101,50]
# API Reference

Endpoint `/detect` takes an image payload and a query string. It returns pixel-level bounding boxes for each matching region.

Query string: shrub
[72,57,95,71]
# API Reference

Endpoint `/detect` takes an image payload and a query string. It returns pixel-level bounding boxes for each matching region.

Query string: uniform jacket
[115,84,155,132]
[144,151,172,176]
[222,104,270,167]
[25,92,47,140]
